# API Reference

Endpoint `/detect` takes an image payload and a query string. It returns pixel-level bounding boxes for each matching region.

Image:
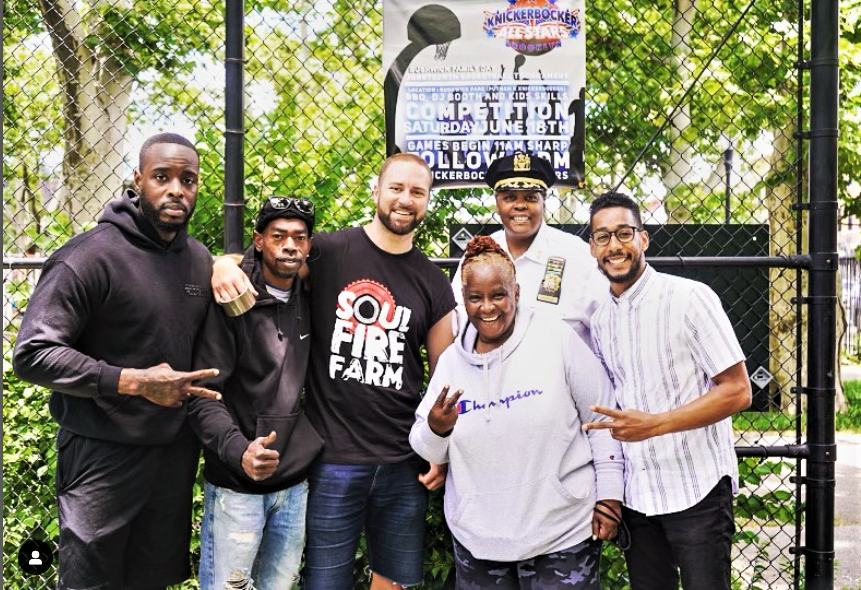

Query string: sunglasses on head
[266,196,315,215]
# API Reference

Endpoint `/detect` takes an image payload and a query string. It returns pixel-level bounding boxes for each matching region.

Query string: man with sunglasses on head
[188,197,324,589]
[210,153,456,590]
[582,192,752,590]
[450,151,607,347]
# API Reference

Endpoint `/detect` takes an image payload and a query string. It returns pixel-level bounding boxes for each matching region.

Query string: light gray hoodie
[410,307,624,562]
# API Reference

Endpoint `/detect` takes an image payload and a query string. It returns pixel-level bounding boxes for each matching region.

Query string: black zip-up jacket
[188,247,323,493]
[12,189,213,445]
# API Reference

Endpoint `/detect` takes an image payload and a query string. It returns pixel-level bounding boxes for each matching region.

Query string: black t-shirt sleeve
[426,262,457,329]
[307,230,336,272]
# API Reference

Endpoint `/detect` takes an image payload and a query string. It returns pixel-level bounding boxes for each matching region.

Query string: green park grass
[836,379,861,432]
[733,380,861,433]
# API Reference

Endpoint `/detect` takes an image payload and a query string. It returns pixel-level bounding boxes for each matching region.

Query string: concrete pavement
[841,363,861,383]
[834,432,861,589]
[837,364,861,588]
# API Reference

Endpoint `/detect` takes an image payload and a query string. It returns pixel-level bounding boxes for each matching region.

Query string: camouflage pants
[452,537,601,589]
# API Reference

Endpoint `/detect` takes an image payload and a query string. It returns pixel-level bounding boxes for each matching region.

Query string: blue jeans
[199,481,308,590]
[303,458,429,589]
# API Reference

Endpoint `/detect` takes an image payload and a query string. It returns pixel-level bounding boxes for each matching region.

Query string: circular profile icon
[18,539,53,575]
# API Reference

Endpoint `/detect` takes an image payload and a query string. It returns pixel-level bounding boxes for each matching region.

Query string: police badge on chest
[536,256,565,305]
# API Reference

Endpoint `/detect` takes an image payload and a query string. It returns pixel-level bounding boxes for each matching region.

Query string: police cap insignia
[513,153,531,171]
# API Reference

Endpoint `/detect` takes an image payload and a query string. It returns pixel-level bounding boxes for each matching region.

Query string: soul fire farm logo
[483,0,582,56]
[329,280,412,389]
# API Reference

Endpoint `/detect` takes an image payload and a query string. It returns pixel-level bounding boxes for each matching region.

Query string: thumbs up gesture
[241,431,279,481]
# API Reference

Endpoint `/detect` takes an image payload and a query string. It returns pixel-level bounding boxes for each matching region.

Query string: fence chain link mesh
[2,0,840,587]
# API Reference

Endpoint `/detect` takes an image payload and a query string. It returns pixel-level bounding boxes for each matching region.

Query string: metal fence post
[224,0,246,254]
[805,0,839,586]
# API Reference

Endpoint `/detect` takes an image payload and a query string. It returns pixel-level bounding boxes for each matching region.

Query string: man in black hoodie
[13,133,221,590]
[188,197,323,590]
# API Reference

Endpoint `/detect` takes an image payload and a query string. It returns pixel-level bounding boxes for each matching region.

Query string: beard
[138,189,193,234]
[377,207,423,236]
[263,257,301,280]
[599,252,645,285]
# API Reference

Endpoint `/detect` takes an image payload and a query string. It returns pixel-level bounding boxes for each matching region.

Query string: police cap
[485,151,557,192]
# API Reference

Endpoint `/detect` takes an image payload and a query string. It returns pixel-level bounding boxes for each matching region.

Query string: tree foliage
[5,0,860,254]
[839,0,861,217]
[586,0,801,224]
[2,341,59,589]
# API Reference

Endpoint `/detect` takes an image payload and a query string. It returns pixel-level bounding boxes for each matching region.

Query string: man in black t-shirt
[212,153,456,590]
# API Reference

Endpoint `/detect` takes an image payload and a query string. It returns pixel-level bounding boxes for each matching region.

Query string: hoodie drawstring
[481,347,507,423]
[482,357,491,422]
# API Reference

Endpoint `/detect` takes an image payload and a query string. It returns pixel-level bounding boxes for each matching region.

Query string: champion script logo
[457,388,544,414]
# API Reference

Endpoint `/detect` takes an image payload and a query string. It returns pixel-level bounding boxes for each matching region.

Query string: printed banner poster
[383,0,586,188]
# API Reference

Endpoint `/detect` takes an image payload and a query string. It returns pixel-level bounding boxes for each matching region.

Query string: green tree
[3,0,224,248]
[839,0,861,218]
[2,40,65,253]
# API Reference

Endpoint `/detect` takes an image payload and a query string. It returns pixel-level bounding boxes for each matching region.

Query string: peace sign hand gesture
[581,405,663,442]
[118,363,221,408]
[428,385,464,438]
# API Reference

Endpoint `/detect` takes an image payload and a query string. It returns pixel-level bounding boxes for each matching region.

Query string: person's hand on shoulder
[212,254,256,303]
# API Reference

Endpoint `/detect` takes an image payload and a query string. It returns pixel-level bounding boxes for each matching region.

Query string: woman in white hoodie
[410,236,624,589]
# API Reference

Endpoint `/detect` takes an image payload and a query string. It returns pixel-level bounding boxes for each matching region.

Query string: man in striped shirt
[582,192,752,590]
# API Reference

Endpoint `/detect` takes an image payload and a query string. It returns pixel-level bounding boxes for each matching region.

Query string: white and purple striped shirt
[591,264,745,516]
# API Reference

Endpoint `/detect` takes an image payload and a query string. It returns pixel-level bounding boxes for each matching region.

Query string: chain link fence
[840,219,861,359]
[3,0,837,587]
[841,255,861,359]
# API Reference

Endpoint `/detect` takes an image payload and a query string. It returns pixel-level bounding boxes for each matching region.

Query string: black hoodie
[13,189,213,445]
[188,246,323,493]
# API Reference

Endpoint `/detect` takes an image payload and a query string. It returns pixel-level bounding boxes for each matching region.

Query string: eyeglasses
[590,226,642,246]
[266,196,315,215]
